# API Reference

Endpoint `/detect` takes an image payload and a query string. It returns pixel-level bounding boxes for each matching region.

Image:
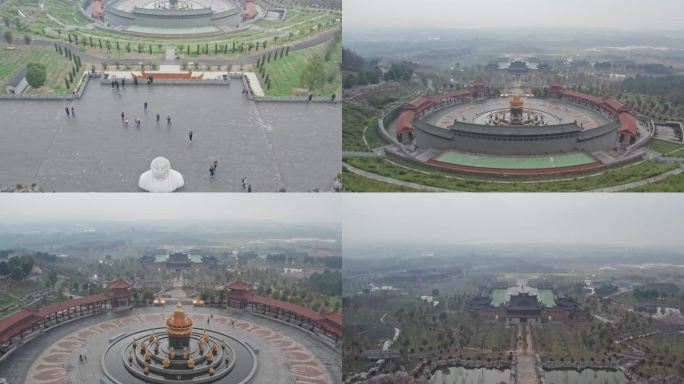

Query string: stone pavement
[0,306,341,384]
[0,81,341,192]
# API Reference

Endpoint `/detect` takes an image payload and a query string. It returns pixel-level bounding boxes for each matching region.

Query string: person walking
[331,93,336,103]
[167,115,171,127]
[308,94,313,103]
[241,177,247,190]
[144,101,148,111]
[209,166,215,179]
[212,160,218,173]
[188,130,193,143]
[247,184,252,193]
[71,106,75,117]
[121,112,125,122]
[156,113,160,123]
[65,107,70,117]
[124,118,129,128]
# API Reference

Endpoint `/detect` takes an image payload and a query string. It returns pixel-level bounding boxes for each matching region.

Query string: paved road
[0,82,341,192]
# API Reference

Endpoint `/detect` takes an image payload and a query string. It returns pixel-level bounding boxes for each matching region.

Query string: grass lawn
[343,157,679,192]
[342,89,415,152]
[340,168,421,192]
[647,138,684,156]
[257,37,340,96]
[627,171,684,192]
[44,0,91,26]
[0,43,81,95]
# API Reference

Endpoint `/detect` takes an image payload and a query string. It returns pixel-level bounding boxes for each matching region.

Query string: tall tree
[300,53,325,92]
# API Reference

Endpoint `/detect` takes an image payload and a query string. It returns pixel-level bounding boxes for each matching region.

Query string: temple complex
[467,282,589,324]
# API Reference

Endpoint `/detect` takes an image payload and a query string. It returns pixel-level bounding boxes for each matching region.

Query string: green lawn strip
[258,39,340,96]
[0,43,78,94]
[647,138,684,155]
[45,0,91,26]
[435,151,596,169]
[627,171,684,192]
[343,157,678,192]
[340,168,422,192]
[342,103,374,151]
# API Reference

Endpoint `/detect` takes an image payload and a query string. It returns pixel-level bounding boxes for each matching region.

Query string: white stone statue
[138,156,184,192]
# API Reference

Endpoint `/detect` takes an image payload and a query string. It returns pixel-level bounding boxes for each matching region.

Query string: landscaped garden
[0,42,84,94]
[255,30,340,96]
[343,156,679,192]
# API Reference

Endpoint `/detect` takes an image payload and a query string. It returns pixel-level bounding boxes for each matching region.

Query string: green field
[0,43,80,95]
[258,36,340,96]
[434,151,597,169]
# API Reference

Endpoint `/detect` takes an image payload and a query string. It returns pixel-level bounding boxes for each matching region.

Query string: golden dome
[166,302,193,337]
[510,95,524,108]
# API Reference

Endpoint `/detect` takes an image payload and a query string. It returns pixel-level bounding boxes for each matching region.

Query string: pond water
[430,367,510,384]
[544,369,629,384]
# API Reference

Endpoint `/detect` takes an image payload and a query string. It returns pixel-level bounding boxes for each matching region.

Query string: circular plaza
[0,290,340,384]
[384,80,647,176]
[85,0,259,37]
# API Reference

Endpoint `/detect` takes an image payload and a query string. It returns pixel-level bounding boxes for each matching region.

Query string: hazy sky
[343,0,684,31]
[0,194,339,224]
[342,194,684,247]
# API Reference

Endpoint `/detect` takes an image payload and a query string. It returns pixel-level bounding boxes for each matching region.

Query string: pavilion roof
[321,311,342,326]
[395,110,416,134]
[603,98,627,113]
[225,280,251,290]
[618,112,637,137]
[470,79,486,87]
[404,97,433,113]
[108,279,131,289]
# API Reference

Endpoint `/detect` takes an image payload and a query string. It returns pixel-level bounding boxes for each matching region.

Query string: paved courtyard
[0,82,341,192]
[424,98,610,131]
[0,306,340,384]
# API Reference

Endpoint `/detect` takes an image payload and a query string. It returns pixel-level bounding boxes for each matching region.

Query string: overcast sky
[343,0,684,31]
[0,194,339,224]
[342,194,684,248]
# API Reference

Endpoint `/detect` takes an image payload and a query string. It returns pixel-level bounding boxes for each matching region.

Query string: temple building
[107,279,132,308]
[467,282,589,324]
[166,252,192,271]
